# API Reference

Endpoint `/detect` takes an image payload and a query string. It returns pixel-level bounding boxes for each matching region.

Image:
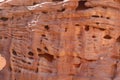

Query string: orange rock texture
[0,0,120,80]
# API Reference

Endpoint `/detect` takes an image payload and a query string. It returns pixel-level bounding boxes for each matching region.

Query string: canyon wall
[0,0,120,80]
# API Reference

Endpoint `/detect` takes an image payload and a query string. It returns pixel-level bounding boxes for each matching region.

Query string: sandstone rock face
[0,54,6,70]
[0,0,120,80]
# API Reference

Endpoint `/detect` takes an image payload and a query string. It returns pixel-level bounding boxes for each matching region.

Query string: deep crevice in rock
[44,25,49,30]
[37,48,42,52]
[38,53,54,62]
[76,1,89,10]
[85,25,90,31]
[0,17,8,21]
[28,51,34,56]
[92,15,99,18]
[12,49,17,56]
[104,35,112,39]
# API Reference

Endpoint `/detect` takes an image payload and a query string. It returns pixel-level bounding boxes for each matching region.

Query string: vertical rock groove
[111,61,118,80]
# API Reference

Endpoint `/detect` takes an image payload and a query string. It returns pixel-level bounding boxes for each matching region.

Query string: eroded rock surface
[0,0,120,80]
[0,54,6,70]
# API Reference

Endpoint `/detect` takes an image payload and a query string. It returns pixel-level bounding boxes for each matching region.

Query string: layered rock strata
[0,0,120,80]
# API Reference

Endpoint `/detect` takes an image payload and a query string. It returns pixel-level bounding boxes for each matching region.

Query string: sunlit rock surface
[0,54,6,70]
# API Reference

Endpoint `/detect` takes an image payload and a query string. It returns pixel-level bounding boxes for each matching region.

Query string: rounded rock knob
[0,54,6,71]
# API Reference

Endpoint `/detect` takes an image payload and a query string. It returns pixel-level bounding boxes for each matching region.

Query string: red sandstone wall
[0,0,120,80]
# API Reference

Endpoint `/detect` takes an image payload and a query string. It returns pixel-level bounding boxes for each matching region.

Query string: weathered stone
[0,0,120,80]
